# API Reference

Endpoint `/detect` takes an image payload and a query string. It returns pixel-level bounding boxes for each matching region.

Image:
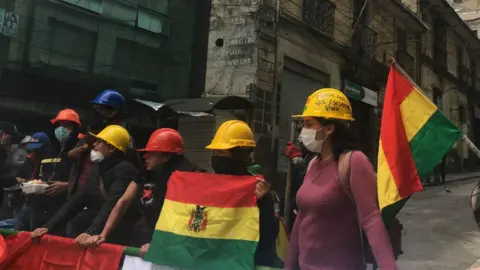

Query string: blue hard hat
[91,90,126,109]
[27,132,50,150]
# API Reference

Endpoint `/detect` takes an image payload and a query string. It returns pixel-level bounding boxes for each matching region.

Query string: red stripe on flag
[0,234,6,265]
[381,66,423,198]
[0,232,124,270]
[166,171,258,208]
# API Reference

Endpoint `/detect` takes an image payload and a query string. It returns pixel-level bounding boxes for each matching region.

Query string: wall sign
[344,79,378,107]
[0,9,19,37]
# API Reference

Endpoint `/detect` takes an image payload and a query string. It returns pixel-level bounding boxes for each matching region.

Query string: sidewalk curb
[423,174,480,187]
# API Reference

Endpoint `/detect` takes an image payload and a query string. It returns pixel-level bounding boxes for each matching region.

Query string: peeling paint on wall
[204,0,259,96]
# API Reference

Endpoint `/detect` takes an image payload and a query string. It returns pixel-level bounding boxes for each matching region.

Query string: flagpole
[390,58,480,160]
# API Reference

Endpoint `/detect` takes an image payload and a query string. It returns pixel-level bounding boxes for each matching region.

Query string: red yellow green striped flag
[144,171,260,270]
[378,64,461,210]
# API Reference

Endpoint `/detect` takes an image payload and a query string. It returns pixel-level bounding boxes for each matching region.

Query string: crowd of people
[0,87,399,269]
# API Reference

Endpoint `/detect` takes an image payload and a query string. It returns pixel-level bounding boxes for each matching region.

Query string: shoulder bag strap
[338,151,366,267]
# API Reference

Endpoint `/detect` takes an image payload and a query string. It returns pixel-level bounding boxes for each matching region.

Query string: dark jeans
[15,203,57,232]
[65,209,97,238]
[14,198,65,233]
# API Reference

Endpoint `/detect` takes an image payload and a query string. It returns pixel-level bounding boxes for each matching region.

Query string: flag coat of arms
[144,171,260,270]
[378,64,461,211]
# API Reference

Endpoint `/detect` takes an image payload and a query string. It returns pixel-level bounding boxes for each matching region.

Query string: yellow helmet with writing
[292,88,354,121]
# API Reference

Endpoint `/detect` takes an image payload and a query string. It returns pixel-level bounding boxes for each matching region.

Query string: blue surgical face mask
[55,126,71,143]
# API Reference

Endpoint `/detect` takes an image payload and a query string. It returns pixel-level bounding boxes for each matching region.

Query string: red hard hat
[51,109,81,126]
[137,128,184,153]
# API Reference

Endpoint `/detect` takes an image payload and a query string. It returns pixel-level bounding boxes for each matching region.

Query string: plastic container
[21,183,48,195]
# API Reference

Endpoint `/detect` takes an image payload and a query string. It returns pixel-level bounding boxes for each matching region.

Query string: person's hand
[255,178,270,200]
[140,243,150,258]
[45,181,68,196]
[84,234,106,247]
[31,228,48,241]
[285,142,302,160]
[15,177,25,183]
[75,233,93,248]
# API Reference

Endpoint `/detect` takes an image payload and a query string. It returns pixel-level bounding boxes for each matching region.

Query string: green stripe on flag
[145,230,258,270]
[409,110,461,178]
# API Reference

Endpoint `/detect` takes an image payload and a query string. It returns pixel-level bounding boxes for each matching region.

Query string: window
[433,19,447,67]
[137,9,164,34]
[396,28,407,52]
[61,0,103,14]
[46,20,96,70]
[139,0,168,14]
[112,38,159,78]
[302,0,336,37]
[353,0,370,26]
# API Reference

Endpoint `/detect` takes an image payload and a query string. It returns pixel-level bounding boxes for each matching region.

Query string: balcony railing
[396,50,415,77]
[302,0,336,37]
[353,25,378,59]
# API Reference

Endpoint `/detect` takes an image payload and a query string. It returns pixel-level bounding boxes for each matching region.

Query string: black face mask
[211,156,247,175]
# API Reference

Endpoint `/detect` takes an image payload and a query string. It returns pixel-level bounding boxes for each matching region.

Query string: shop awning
[134,96,254,117]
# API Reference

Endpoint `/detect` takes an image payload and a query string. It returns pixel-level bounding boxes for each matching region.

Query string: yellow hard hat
[292,88,355,121]
[206,120,256,150]
[90,125,130,152]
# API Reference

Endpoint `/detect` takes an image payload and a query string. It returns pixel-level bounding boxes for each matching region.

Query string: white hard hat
[20,135,32,145]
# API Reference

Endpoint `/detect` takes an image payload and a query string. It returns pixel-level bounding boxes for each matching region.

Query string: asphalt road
[395,179,480,270]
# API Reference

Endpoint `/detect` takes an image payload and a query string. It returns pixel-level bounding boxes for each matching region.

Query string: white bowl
[22,183,48,194]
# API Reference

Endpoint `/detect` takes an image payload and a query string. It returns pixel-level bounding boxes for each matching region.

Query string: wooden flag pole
[390,58,480,159]
[284,120,296,231]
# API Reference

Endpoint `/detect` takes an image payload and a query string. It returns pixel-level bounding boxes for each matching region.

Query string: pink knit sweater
[285,152,397,270]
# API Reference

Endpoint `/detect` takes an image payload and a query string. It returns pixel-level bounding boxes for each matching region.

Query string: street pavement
[395,178,480,270]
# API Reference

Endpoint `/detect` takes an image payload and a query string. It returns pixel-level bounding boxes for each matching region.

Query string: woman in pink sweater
[286,88,397,270]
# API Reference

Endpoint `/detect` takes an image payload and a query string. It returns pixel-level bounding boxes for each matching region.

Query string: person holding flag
[285,88,397,270]
[74,128,203,249]
[205,120,282,269]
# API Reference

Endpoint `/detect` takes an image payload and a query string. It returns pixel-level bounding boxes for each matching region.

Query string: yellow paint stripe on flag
[399,88,437,142]
[156,199,260,242]
[377,143,402,210]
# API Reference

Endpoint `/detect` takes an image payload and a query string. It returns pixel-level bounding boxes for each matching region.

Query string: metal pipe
[283,120,296,231]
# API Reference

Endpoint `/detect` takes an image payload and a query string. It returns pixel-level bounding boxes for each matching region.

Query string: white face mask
[90,150,105,163]
[299,127,328,153]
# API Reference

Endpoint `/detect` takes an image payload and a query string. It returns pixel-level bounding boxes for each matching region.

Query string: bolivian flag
[144,171,260,270]
[378,64,461,212]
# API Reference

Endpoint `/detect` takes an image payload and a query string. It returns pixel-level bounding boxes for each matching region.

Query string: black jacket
[0,146,18,204]
[138,155,203,243]
[224,163,279,268]
[44,153,138,243]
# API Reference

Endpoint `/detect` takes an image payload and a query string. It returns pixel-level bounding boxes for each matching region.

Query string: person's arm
[99,181,139,240]
[85,164,138,235]
[350,151,397,270]
[285,212,303,270]
[255,194,279,265]
[43,191,85,232]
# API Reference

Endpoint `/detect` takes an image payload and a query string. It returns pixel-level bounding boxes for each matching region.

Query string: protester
[76,128,203,250]
[15,109,81,231]
[31,125,139,246]
[90,90,128,128]
[285,88,396,270]
[283,142,314,230]
[67,124,103,199]
[205,120,279,268]
[0,122,25,207]
[89,89,140,169]
[10,135,31,176]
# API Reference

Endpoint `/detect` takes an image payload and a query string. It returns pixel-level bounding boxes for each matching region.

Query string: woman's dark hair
[315,117,358,161]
